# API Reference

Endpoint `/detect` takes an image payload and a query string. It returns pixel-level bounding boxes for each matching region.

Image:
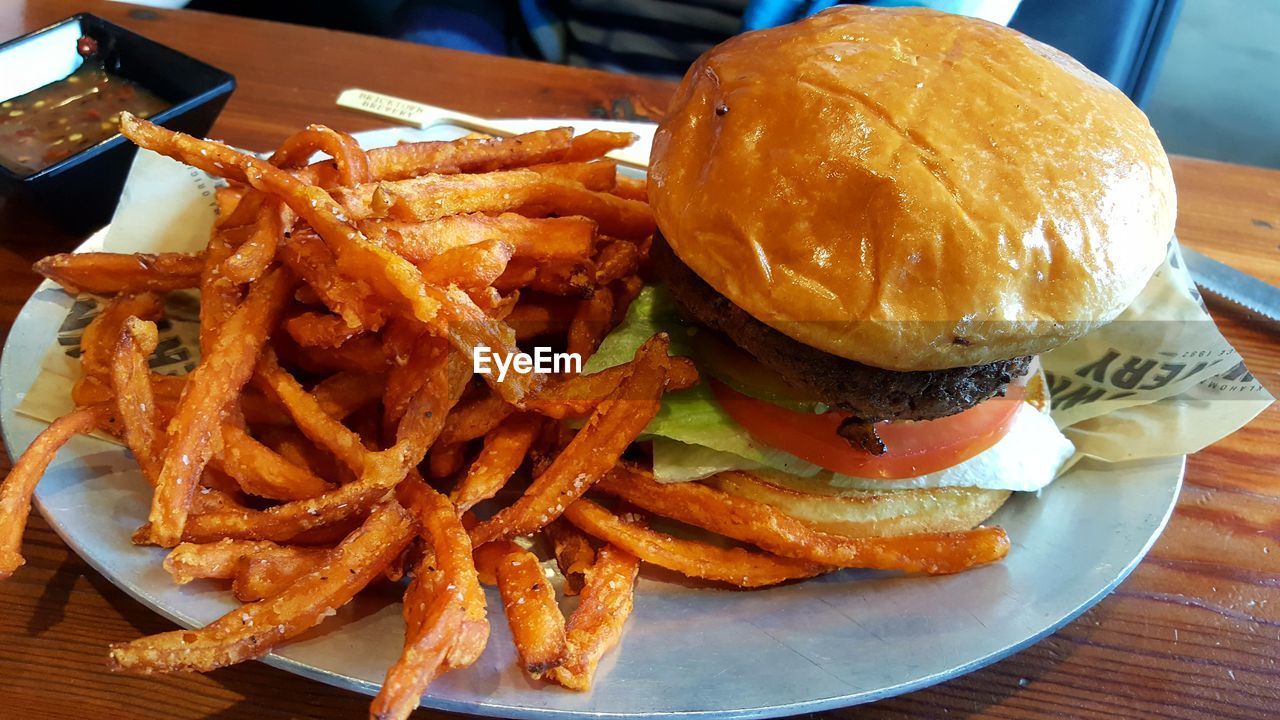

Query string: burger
[589,6,1175,538]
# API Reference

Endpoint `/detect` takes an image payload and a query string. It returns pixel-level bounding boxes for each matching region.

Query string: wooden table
[1,2,1276,718]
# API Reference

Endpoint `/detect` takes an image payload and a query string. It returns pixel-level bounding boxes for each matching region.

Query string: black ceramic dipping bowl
[0,13,235,234]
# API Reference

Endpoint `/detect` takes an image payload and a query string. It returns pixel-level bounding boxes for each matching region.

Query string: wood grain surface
[0,2,1276,718]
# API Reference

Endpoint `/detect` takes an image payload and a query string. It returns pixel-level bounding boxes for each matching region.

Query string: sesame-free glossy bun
[705,473,1012,538]
[649,6,1176,371]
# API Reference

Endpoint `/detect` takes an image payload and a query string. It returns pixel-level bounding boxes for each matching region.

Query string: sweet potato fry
[147,268,292,548]
[493,256,596,297]
[370,170,655,239]
[121,114,443,327]
[214,186,245,222]
[349,274,527,410]
[505,295,576,340]
[79,293,164,380]
[564,129,638,161]
[382,337,471,463]
[363,214,595,263]
[219,188,266,229]
[381,331,444,431]
[163,539,329,588]
[563,498,827,588]
[239,389,291,427]
[360,127,575,181]
[254,348,368,475]
[593,240,641,286]
[427,442,466,480]
[370,598,462,720]
[644,470,1009,575]
[523,355,698,420]
[271,519,363,547]
[216,200,282,285]
[611,175,647,202]
[265,182,443,328]
[34,252,204,295]
[254,426,345,482]
[406,476,489,667]
[567,290,614,361]
[110,317,163,483]
[379,315,425,366]
[69,374,108,408]
[310,371,385,420]
[190,482,244,514]
[148,374,189,401]
[476,286,517,318]
[529,159,617,191]
[231,551,333,602]
[391,345,472,462]
[419,239,514,290]
[199,231,241,356]
[549,543,639,690]
[544,520,595,596]
[217,424,334,501]
[0,405,111,578]
[283,334,392,376]
[611,275,645,324]
[152,462,397,544]
[283,311,365,349]
[278,227,386,330]
[109,500,415,673]
[439,391,514,446]
[433,285,537,405]
[270,124,371,187]
[472,539,523,586]
[469,335,671,545]
[496,547,567,677]
[163,539,255,583]
[451,412,543,512]
[371,477,488,720]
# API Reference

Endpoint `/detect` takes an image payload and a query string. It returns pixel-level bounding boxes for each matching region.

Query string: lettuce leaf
[584,284,690,372]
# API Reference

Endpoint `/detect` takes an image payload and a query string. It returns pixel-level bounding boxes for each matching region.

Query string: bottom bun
[705,472,1011,538]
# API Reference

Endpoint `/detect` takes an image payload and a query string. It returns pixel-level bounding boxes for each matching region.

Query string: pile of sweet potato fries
[0,113,1009,719]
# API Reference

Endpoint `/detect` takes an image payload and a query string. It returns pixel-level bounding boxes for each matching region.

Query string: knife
[1181,245,1280,323]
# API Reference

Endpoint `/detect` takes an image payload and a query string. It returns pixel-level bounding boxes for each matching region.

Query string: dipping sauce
[0,62,168,175]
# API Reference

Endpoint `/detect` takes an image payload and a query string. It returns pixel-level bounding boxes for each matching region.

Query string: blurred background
[1145,0,1280,169]
[132,0,1280,169]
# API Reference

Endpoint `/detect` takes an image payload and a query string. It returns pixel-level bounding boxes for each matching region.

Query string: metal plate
[0,123,1184,718]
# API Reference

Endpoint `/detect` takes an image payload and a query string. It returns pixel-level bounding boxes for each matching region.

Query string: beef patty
[653,235,1031,422]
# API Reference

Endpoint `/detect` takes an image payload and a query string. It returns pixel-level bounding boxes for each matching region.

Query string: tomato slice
[711,379,1025,480]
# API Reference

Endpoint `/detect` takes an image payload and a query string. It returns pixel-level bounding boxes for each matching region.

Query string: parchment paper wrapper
[16,123,1274,468]
[1042,242,1273,462]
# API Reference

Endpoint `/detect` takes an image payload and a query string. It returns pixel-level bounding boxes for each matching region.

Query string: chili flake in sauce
[0,62,168,175]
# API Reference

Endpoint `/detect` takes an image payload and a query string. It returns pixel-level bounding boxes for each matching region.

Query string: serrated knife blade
[1181,245,1280,323]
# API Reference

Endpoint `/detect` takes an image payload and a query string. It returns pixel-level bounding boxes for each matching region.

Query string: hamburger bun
[649,5,1176,372]
[706,473,1011,538]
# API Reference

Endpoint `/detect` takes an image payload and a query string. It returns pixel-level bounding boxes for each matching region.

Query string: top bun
[649,6,1176,371]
